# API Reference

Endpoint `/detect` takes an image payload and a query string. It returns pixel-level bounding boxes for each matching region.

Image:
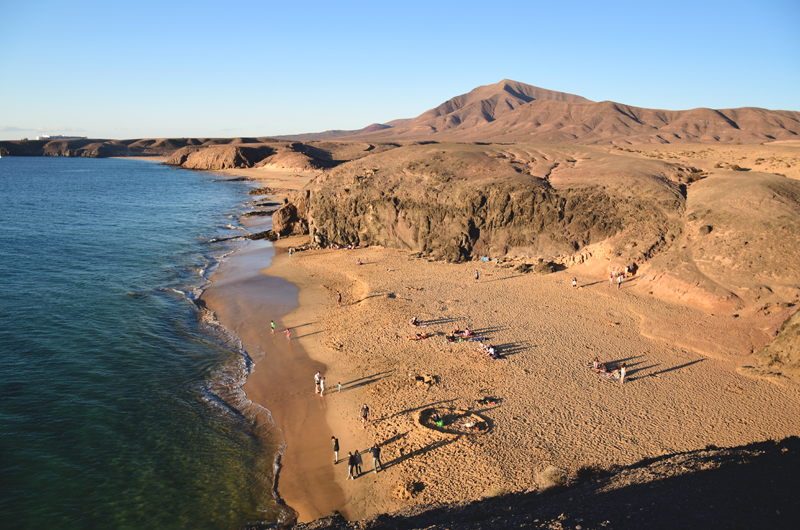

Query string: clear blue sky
[1,0,798,140]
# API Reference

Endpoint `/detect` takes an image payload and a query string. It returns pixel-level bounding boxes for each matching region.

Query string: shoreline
[201,167,369,523]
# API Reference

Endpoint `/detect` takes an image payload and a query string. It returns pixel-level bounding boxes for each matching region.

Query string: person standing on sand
[620,362,627,385]
[360,403,370,429]
[346,451,356,479]
[475,269,479,282]
[572,277,577,288]
[354,449,363,475]
[270,320,275,334]
[617,274,623,290]
[609,270,615,286]
[332,436,339,464]
[338,382,342,393]
[320,377,326,396]
[337,291,342,307]
[285,328,291,339]
[314,371,321,394]
[369,443,382,473]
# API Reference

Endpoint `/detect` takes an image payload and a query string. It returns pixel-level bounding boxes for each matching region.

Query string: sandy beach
[199,166,800,525]
[205,241,800,522]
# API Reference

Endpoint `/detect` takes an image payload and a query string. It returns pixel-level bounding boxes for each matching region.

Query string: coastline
[201,167,372,523]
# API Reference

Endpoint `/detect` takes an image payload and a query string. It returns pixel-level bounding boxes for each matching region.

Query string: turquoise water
[0,157,291,529]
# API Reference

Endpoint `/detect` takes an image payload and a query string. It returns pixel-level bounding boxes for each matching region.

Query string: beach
[201,169,800,523]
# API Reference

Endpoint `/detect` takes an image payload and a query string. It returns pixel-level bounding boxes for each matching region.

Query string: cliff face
[166,144,277,169]
[273,144,686,264]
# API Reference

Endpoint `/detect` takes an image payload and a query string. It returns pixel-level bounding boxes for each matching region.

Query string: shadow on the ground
[289,437,800,530]
[342,370,394,392]
[379,399,457,422]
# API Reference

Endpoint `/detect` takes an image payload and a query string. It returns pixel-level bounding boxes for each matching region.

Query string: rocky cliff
[273,143,686,265]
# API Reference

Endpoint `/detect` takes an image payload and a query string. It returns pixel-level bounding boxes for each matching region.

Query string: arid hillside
[347,80,800,144]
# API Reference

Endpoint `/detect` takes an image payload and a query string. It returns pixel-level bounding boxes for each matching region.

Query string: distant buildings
[36,135,87,140]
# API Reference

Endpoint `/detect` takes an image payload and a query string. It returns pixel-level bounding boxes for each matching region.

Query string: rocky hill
[346,80,800,144]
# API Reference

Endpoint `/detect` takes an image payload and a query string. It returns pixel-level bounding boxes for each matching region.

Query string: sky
[1,0,798,140]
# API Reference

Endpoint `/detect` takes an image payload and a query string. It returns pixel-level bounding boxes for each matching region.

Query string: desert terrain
[5,79,800,527]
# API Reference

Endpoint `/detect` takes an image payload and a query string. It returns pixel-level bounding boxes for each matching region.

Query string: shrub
[536,466,566,490]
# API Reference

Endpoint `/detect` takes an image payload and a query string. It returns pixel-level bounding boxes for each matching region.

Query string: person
[347,451,356,479]
[332,436,339,464]
[356,258,362,265]
[591,357,601,372]
[572,277,577,288]
[270,320,275,334]
[337,291,342,307]
[360,404,370,429]
[369,443,382,473]
[409,316,419,326]
[320,377,326,396]
[354,449,363,475]
[314,371,322,394]
[624,265,629,278]
[609,270,615,286]
[475,269,479,281]
[338,381,342,393]
[617,274,623,290]
[620,362,627,385]
[289,247,293,257]
[285,328,291,339]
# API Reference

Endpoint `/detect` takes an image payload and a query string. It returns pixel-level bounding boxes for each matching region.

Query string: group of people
[609,264,637,290]
[591,357,627,385]
[332,436,383,479]
[270,320,292,339]
[477,342,501,359]
[314,371,342,396]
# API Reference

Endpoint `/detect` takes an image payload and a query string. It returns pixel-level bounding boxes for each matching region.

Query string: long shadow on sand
[342,370,394,392]
[381,437,459,471]
[379,399,457,422]
[492,341,531,357]
[647,359,705,378]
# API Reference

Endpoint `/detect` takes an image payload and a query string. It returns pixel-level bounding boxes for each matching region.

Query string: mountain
[345,79,800,144]
[275,123,393,141]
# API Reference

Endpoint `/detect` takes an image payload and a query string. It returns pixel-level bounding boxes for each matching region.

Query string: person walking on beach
[331,436,339,464]
[360,403,370,429]
[617,274,623,290]
[270,320,275,334]
[474,269,479,282]
[346,451,356,479]
[285,328,291,339]
[338,382,342,393]
[572,277,577,288]
[314,371,322,394]
[369,443,382,473]
[320,377,326,396]
[609,270,615,287]
[619,362,627,385]
[354,449,363,475]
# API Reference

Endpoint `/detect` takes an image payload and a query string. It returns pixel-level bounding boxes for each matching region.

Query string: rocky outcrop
[272,143,685,263]
[166,145,275,170]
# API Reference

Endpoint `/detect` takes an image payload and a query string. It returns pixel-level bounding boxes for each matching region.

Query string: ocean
[0,157,292,529]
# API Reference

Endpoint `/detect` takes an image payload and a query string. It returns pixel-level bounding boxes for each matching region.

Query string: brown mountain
[347,79,800,144]
[275,123,393,141]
